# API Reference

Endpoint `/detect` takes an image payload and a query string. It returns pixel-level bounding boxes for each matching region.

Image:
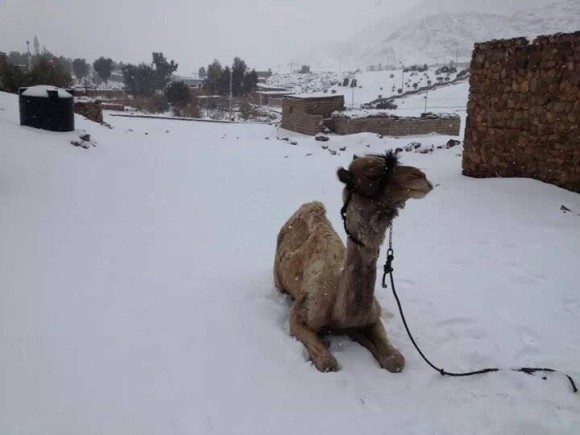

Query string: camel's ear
[352,154,359,160]
[337,167,353,186]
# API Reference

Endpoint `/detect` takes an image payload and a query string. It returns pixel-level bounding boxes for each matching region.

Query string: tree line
[1,38,261,117]
[203,58,258,97]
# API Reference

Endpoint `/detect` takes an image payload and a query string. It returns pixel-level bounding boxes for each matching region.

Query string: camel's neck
[337,241,381,319]
[333,196,398,324]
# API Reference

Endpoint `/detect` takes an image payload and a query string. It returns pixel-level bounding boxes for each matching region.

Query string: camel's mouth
[406,181,433,198]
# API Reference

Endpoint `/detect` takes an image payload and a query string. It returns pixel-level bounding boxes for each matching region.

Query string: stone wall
[281,96,344,135]
[463,32,580,193]
[329,114,460,137]
[75,101,104,124]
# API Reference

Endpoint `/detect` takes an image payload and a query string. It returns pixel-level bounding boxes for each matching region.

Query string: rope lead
[384,230,578,394]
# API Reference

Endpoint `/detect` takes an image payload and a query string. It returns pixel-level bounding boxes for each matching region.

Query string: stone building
[281,94,460,137]
[463,31,580,193]
[281,95,345,135]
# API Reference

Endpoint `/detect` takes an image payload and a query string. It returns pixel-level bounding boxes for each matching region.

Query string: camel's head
[337,151,433,209]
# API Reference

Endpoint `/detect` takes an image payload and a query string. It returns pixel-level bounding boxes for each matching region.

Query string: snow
[21,85,73,99]
[1,89,580,434]
[266,67,465,108]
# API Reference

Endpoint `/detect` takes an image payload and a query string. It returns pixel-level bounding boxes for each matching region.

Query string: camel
[274,151,433,372]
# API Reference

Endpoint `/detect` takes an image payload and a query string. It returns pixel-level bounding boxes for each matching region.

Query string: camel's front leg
[350,321,405,373]
[289,304,338,372]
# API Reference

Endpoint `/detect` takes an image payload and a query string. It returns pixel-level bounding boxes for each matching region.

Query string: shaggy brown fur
[274,153,432,372]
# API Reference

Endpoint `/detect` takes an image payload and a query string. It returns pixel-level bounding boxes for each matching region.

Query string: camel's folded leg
[289,304,338,372]
[350,321,405,373]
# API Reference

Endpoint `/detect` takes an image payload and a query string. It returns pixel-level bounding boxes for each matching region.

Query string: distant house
[109,70,125,84]
[257,83,289,92]
[172,76,205,90]
[255,90,293,107]
[256,70,273,83]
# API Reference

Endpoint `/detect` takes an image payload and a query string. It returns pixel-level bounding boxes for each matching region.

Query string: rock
[375,100,397,110]
[395,147,403,154]
[321,145,329,149]
[290,140,298,145]
[79,133,91,142]
[305,153,313,157]
[315,133,329,142]
[339,146,346,151]
[70,140,90,149]
[405,142,421,152]
[560,205,571,212]
[328,149,337,155]
[446,139,461,148]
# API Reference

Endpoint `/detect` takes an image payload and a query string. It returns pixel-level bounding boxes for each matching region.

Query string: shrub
[375,100,397,110]
[28,56,72,88]
[239,102,256,120]
[0,65,28,93]
[165,81,191,109]
[130,95,169,113]
[436,65,457,74]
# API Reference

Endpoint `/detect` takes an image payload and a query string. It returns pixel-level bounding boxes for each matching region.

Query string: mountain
[298,0,580,70]
[511,0,580,36]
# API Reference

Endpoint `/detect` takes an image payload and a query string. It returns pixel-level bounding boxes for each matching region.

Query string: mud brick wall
[75,101,103,124]
[330,115,460,136]
[463,32,580,192]
[281,96,344,135]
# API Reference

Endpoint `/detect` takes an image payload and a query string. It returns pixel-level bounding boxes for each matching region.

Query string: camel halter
[339,152,396,248]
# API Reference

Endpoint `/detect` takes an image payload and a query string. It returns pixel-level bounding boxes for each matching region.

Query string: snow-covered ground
[336,80,469,119]
[1,90,580,434]
[266,67,464,107]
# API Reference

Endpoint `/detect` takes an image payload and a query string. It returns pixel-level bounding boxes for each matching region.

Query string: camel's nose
[427,180,434,191]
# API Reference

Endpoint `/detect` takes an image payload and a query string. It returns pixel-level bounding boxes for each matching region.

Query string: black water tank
[19,85,74,132]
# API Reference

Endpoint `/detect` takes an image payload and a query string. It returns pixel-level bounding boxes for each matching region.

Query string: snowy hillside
[1,90,580,434]
[266,66,466,108]
[299,0,580,69]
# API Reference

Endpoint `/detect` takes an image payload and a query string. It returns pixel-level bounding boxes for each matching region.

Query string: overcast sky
[0,0,422,74]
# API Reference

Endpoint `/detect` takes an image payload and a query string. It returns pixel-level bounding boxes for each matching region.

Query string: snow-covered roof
[286,94,344,100]
[256,84,289,92]
[256,90,292,96]
[22,85,72,99]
